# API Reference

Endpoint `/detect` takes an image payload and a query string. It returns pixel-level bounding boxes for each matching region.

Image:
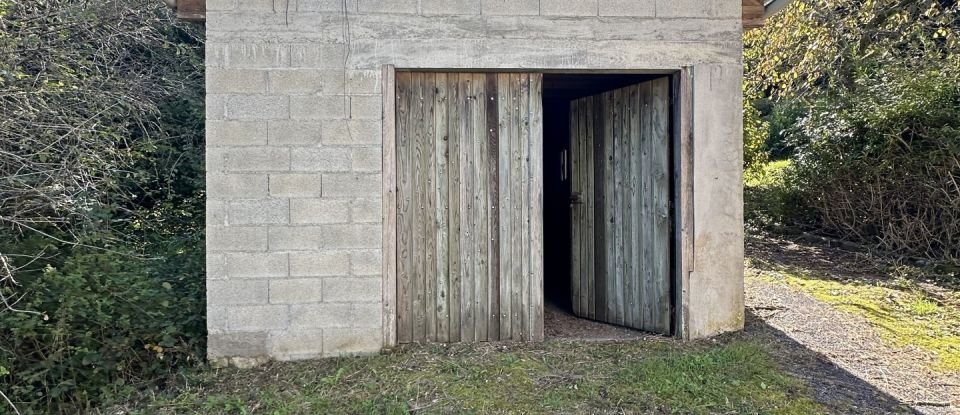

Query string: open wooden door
[395,72,544,344]
[569,77,672,334]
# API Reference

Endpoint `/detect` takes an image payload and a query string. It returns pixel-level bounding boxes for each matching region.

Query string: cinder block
[208,280,269,305]
[290,199,351,224]
[350,198,381,223]
[269,278,324,304]
[291,148,352,172]
[269,330,324,359]
[320,70,381,95]
[656,0,739,18]
[269,70,323,94]
[323,328,381,357]
[208,121,268,147]
[206,0,237,10]
[349,96,382,120]
[208,200,228,226]
[226,305,289,331]
[322,173,382,197]
[224,252,290,278]
[225,95,289,120]
[207,94,226,120]
[208,306,228,333]
[350,250,382,275]
[208,332,268,358]
[297,0,357,12]
[220,147,291,172]
[227,199,289,225]
[289,303,379,329]
[290,95,349,120]
[224,43,289,69]
[421,0,480,15]
[208,174,270,199]
[289,251,351,276]
[208,226,269,252]
[237,0,276,10]
[541,0,598,16]
[269,173,323,198]
[321,120,381,145]
[207,69,269,93]
[482,0,538,15]
[350,147,382,172]
[208,253,228,279]
[290,43,347,69]
[268,225,380,250]
[358,0,417,14]
[323,277,380,302]
[598,0,655,16]
[268,121,322,146]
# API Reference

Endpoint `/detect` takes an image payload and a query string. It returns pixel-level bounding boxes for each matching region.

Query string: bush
[744,160,809,229]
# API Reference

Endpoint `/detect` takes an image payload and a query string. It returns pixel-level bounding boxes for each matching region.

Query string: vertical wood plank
[582,95,594,320]
[569,98,581,319]
[473,73,490,342]
[602,90,616,323]
[528,73,545,341]
[518,74,531,340]
[640,81,655,329]
[651,77,672,333]
[592,94,606,323]
[396,72,413,344]
[382,65,398,347]
[499,74,514,340]
[485,73,501,342]
[435,73,450,343]
[621,85,635,329]
[511,74,524,341]
[424,73,438,343]
[678,67,695,339]
[447,74,463,343]
[614,88,627,326]
[628,84,643,329]
[459,73,476,342]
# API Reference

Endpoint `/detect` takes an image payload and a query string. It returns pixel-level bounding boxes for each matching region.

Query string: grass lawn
[128,337,823,415]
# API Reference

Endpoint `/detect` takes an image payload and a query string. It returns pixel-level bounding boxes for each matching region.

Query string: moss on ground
[755,270,960,372]
[131,339,824,415]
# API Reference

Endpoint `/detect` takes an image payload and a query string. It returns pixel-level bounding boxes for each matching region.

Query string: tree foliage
[0,0,206,412]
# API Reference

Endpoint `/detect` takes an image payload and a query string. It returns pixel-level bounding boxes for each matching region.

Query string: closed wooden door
[569,77,672,334]
[395,72,544,343]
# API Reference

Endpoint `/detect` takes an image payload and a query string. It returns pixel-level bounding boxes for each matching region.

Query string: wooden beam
[176,0,205,22]
[743,0,766,30]
[382,65,398,348]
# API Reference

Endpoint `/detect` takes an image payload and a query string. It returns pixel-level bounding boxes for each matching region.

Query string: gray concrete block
[322,173,382,197]
[268,225,381,250]
[225,95,290,120]
[350,147,381,172]
[290,95,349,120]
[207,69,269,94]
[297,0,357,12]
[208,280,269,305]
[289,251,351,276]
[220,147,291,172]
[207,200,228,226]
[290,43,347,68]
[598,0,655,16]
[656,0,739,18]
[350,250,382,276]
[321,70,381,95]
[269,278,324,304]
[541,0,598,16]
[349,96,382,120]
[208,121,269,147]
[208,306,228,332]
[206,0,238,10]
[321,120,381,146]
[482,0,538,15]
[290,199,351,224]
[237,0,277,10]
[223,43,289,68]
[358,0,417,14]
[289,303,379,328]
[323,277,380,302]
[349,198,381,223]
[226,305,289,331]
[227,199,289,225]
[206,94,226,120]
[269,173,323,198]
[421,0,480,15]
[323,328,381,357]
[208,174,270,199]
[208,226,269,252]
[224,252,290,278]
[268,121,322,146]
[269,70,324,94]
[291,147,352,172]
[208,253,228,279]
[269,329,324,359]
[208,332,268,358]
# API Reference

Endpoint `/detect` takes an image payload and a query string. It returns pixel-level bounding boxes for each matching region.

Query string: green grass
[130,339,824,415]
[755,271,960,372]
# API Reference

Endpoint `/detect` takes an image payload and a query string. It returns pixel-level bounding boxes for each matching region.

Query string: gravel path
[747,236,960,415]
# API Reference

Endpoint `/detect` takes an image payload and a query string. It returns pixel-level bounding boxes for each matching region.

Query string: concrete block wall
[206,0,745,362]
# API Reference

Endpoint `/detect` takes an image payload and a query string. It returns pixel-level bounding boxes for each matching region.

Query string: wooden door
[395,72,544,343]
[569,77,672,334]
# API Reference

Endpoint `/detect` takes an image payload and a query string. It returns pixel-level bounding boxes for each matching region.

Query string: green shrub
[744,160,809,229]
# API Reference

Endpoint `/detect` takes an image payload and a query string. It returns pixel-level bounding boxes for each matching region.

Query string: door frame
[381,66,696,346]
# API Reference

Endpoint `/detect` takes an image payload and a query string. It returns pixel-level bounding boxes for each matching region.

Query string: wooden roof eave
[166,0,205,23]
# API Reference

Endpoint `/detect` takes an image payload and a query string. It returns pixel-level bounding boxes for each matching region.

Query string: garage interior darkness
[541,73,672,337]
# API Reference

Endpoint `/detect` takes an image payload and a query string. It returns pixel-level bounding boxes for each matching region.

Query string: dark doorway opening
[541,73,670,339]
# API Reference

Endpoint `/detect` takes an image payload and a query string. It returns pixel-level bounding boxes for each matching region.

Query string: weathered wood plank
[412,72,429,342]
[614,87,627,326]
[510,74,524,341]
[651,77,672,333]
[473,73,490,342]
[459,72,476,342]
[582,94,595,321]
[518,73,531,340]
[628,84,642,329]
[447,73,463,343]
[498,73,514,340]
[743,0,766,30]
[485,73,501,342]
[592,94,606,323]
[639,81,655,330]
[602,89,616,323]
[434,73,450,343]
[678,67,694,339]
[528,73,545,341]
[569,98,581,318]
[424,73,438,343]
[396,72,413,344]
[382,65,398,348]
